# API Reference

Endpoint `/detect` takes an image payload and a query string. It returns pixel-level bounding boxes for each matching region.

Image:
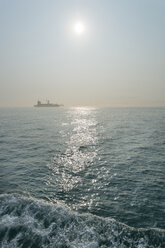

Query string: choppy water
[0,107,165,247]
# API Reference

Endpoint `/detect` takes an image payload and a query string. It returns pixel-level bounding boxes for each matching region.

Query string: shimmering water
[0,107,165,247]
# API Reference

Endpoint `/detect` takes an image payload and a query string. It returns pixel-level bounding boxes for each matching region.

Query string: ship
[34,100,63,107]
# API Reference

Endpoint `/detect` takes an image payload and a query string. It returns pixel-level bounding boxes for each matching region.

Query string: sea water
[0,107,165,247]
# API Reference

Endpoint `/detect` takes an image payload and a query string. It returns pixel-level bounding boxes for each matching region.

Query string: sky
[0,0,165,107]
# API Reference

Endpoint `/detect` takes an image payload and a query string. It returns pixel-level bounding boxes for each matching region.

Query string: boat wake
[0,194,164,248]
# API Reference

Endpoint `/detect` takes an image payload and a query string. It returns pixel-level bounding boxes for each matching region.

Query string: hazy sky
[0,0,165,107]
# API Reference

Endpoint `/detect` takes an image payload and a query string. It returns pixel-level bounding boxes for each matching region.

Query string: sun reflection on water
[47,107,98,206]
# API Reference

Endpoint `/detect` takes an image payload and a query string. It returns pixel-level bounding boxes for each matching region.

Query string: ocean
[0,107,165,247]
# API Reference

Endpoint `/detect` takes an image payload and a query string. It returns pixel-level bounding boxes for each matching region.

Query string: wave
[0,194,164,248]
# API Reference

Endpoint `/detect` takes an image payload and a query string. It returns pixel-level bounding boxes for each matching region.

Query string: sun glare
[74,22,85,35]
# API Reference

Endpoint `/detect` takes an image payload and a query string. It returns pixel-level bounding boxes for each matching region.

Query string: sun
[74,22,85,35]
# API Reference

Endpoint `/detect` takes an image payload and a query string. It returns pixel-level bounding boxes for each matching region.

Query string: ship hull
[34,104,61,107]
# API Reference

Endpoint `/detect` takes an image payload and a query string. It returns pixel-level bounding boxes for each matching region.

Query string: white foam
[0,194,164,248]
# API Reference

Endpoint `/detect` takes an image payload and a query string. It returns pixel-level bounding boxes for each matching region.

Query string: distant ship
[34,100,63,107]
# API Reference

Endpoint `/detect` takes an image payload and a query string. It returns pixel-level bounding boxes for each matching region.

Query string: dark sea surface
[0,107,165,247]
